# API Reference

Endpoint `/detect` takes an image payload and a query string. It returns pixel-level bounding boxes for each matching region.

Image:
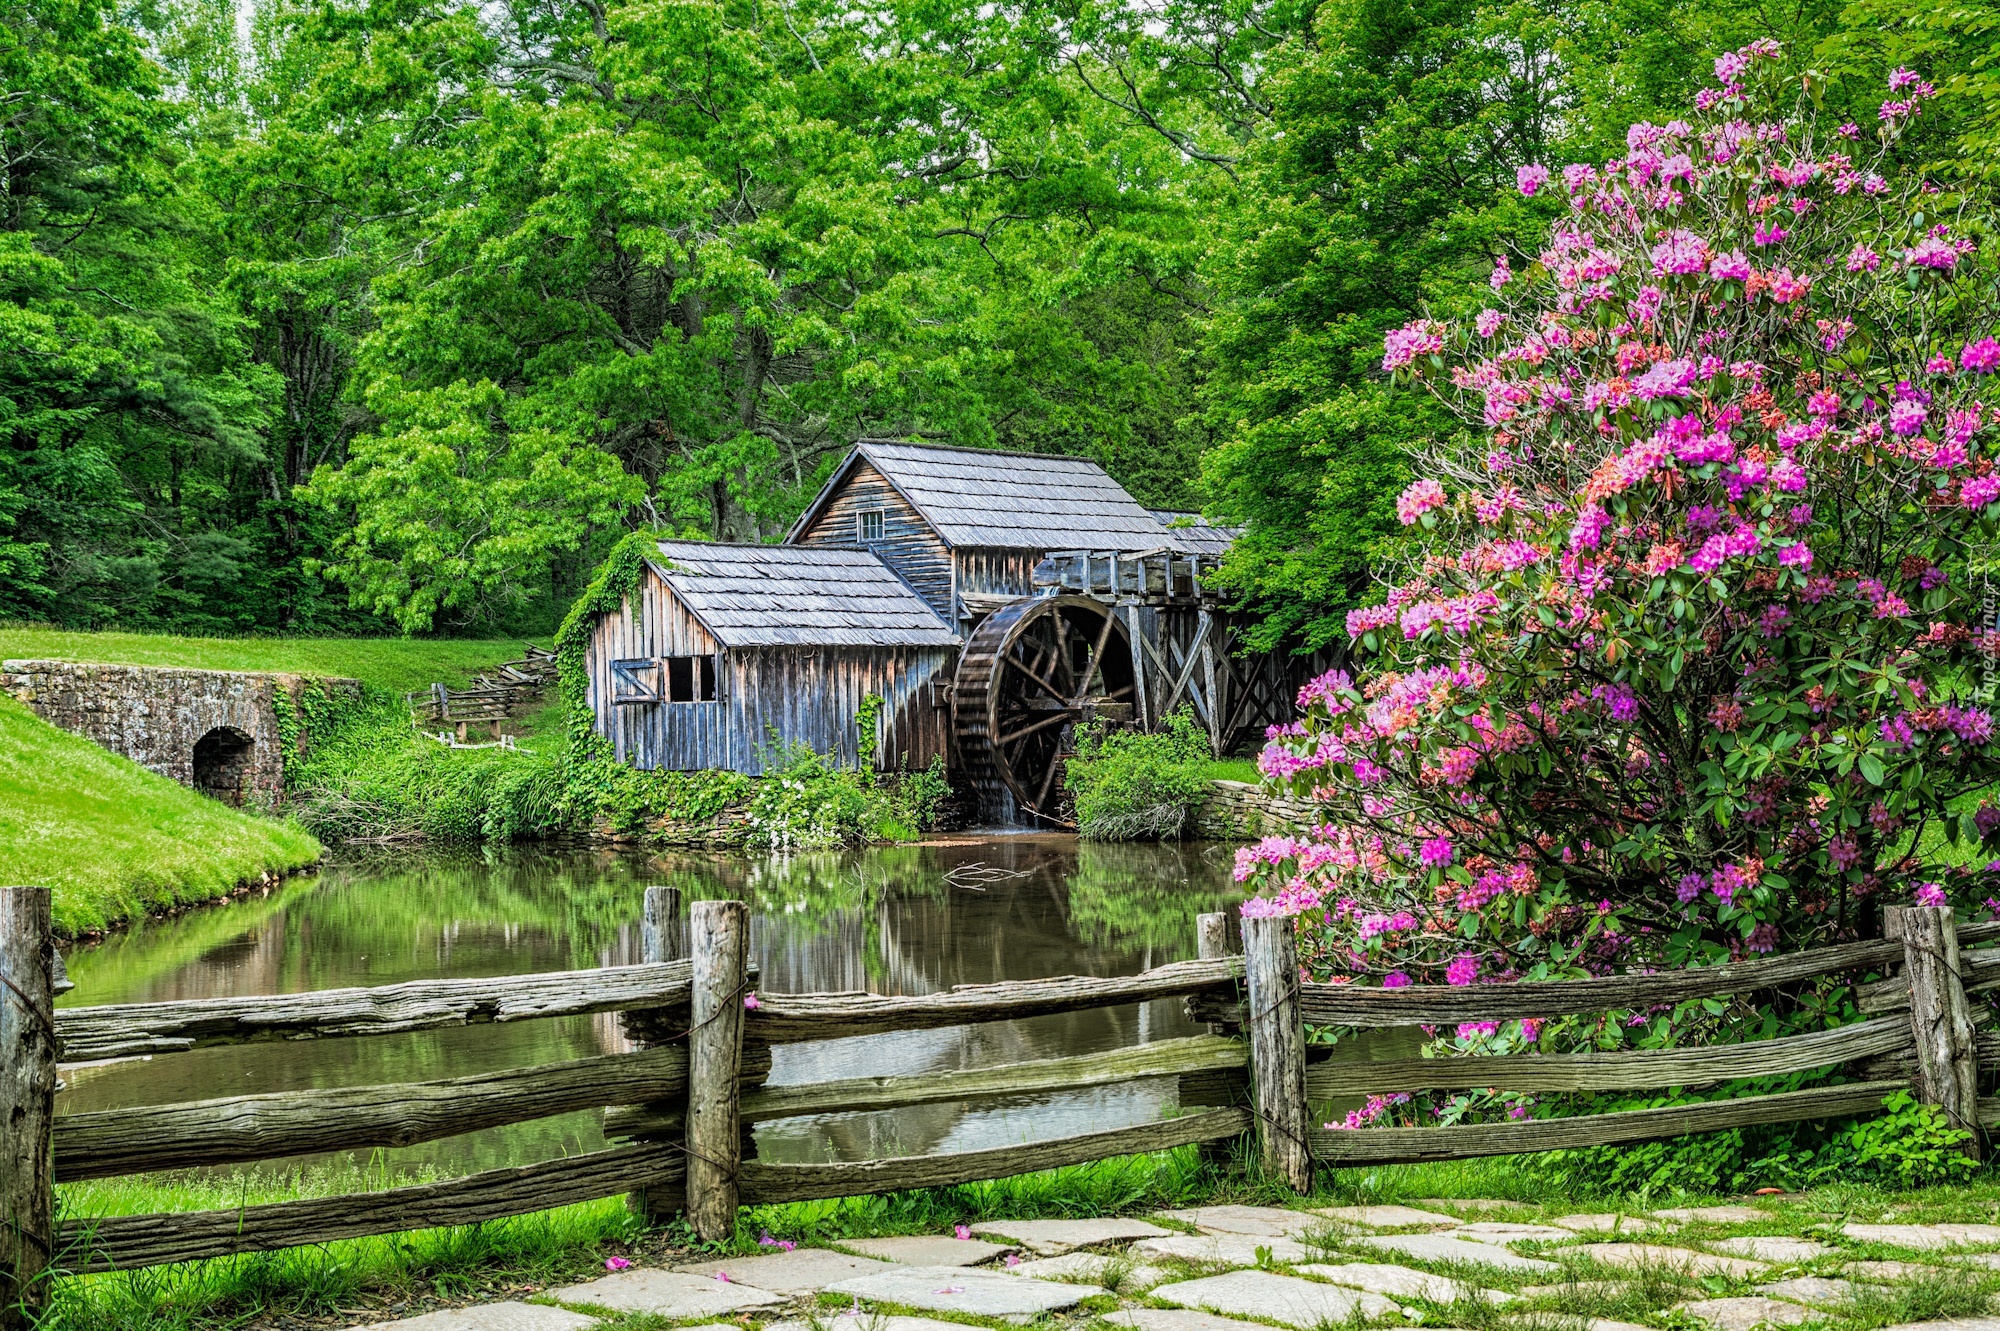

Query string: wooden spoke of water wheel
[953,595,1136,826]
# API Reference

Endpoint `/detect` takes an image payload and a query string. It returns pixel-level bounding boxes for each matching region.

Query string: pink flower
[605,1257,633,1272]
[1419,836,1455,867]
[1518,164,1551,196]
[1383,319,1445,371]
[743,993,762,1009]
[1709,250,1753,281]
[1715,51,1748,82]
[935,1287,965,1296]
[1915,882,1948,908]
[1890,400,1928,437]
[1963,475,2000,508]
[1396,478,1447,524]
[1445,953,1479,986]
[1382,971,1411,988]
[954,1225,971,1240]
[715,1272,732,1283]
[1475,308,1504,338]
[1845,243,1882,273]
[1963,338,2000,373]
[1650,229,1710,276]
[1005,1255,1021,1268]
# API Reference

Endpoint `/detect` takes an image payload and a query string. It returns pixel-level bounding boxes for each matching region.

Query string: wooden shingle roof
[795,441,1171,551]
[650,542,960,648]
[1149,510,1241,556]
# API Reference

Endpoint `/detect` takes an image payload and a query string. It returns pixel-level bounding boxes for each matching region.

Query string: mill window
[857,509,885,543]
[664,655,718,702]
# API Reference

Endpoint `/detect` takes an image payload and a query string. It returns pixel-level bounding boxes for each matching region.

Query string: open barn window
[857,508,885,543]
[664,655,718,702]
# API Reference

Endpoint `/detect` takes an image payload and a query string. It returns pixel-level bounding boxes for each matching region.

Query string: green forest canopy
[4,0,1994,643]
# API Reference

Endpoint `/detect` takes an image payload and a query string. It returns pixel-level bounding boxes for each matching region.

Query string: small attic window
[665,655,718,703]
[857,509,885,543]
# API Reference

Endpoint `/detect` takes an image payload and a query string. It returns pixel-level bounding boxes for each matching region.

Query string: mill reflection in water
[58,835,1413,1182]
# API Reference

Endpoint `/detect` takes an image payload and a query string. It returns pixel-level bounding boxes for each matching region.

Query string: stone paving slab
[842,1235,1015,1265]
[824,1264,1105,1316]
[1149,1270,1403,1328]
[1864,1320,2000,1331]
[1651,1206,1776,1225]
[1552,1214,1671,1235]
[1101,1309,1288,1331]
[547,1270,785,1318]
[1586,1320,1654,1331]
[1454,1222,1579,1245]
[1952,1254,2000,1270]
[1561,1243,1768,1279]
[1005,1254,1169,1291]
[674,1248,895,1293]
[1712,1237,1833,1264]
[970,1218,1171,1255]
[1132,1234,1319,1266]
[1355,1233,1561,1273]
[1674,1296,1813,1329]
[1159,1206,1328,1238]
[1317,1205,1462,1228]
[1845,1261,1945,1281]
[1295,1261,1513,1304]
[1757,1277,1859,1306]
[367,1304,599,1331]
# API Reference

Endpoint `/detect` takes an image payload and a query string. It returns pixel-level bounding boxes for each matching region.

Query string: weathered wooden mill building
[578,441,1305,823]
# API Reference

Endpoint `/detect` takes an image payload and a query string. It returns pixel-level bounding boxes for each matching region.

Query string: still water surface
[60,834,1342,1182]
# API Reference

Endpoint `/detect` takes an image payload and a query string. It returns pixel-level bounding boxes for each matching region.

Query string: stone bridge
[1,660,360,809]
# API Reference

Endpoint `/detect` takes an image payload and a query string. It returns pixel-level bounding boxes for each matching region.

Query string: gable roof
[790,441,1170,551]
[649,541,959,649]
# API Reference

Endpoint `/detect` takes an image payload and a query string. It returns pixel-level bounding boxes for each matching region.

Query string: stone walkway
[355,1199,2000,1331]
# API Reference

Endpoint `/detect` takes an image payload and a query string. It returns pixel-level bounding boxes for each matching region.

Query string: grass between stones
[45,1148,2000,1331]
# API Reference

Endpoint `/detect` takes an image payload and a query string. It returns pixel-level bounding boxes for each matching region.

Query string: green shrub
[1065,708,1215,841]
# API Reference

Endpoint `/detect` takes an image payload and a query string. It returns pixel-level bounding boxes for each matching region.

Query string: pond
[58,835,1412,1184]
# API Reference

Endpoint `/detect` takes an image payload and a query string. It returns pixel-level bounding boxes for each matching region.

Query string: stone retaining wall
[1192,779,1321,840]
[1,660,359,810]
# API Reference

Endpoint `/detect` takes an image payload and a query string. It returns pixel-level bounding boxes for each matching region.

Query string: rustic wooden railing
[0,884,1987,1331]
[0,885,1251,1330]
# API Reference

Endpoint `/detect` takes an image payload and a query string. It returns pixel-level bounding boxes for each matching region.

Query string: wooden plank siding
[728,645,955,774]
[793,460,954,620]
[585,567,954,775]
[955,548,1043,603]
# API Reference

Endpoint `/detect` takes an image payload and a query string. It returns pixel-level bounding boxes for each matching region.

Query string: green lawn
[1205,758,1263,784]
[0,626,539,693]
[0,696,324,935]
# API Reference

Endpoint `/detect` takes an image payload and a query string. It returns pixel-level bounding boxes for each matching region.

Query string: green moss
[0,696,323,935]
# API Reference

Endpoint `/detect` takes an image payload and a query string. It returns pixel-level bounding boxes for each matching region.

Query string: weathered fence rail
[2,882,1991,1331]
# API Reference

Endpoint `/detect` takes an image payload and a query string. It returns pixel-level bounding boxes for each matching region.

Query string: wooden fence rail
[1,883,1989,1331]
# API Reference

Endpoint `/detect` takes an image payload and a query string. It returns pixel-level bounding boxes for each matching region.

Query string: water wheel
[953,595,1136,826]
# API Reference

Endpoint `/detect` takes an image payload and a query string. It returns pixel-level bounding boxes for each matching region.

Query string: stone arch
[193,726,256,805]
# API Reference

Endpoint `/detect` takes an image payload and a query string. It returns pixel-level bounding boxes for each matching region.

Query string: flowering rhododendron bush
[1242,45,2000,1101]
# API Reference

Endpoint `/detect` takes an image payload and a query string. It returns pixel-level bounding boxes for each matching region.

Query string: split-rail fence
[2,885,1992,1331]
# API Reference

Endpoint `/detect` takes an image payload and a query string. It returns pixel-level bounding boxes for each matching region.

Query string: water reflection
[59,836,1260,1179]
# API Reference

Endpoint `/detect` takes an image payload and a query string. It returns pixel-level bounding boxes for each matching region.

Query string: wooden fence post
[1241,912,1312,1192]
[2,887,57,1331]
[1887,904,1982,1158]
[1194,911,1244,1170]
[628,885,681,1223]
[686,899,748,1241]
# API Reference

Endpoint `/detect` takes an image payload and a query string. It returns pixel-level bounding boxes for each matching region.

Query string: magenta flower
[1915,882,1948,908]
[1395,478,1446,524]
[1517,164,1551,196]
[1475,308,1504,338]
[1445,953,1479,986]
[1714,51,1748,82]
[1650,229,1710,275]
[1964,475,2000,508]
[1709,250,1753,281]
[1889,399,1928,437]
[1419,836,1455,868]
[605,1257,633,1272]
[1962,338,2000,373]
[1382,970,1411,988]
[1382,319,1445,371]
[743,993,761,1009]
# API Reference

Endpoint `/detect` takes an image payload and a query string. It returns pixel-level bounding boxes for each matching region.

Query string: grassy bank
[45,1144,2000,1331]
[0,696,323,935]
[0,626,535,693]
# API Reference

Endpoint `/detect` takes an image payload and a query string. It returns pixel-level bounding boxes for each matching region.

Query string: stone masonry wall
[1,660,359,810]
[1192,778,1321,841]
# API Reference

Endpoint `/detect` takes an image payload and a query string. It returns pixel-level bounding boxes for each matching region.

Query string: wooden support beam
[1196,911,1246,1171]
[1242,914,1311,1192]
[686,899,748,1241]
[1888,905,1983,1158]
[1,886,55,1331]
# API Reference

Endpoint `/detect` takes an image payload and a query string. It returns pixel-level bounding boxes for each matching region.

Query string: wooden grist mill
[579,440,1312,825]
